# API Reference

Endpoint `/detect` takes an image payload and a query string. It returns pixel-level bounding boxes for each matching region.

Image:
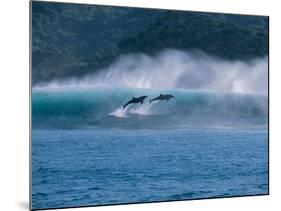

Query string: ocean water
[32,87,268,129]
[32,128,268,209]
[32,88,268,209]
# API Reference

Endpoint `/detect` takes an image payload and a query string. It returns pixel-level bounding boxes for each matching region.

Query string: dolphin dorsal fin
[160,94,163,96]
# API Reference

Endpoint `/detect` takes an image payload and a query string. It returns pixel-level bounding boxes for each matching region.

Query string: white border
[1,0,280,210]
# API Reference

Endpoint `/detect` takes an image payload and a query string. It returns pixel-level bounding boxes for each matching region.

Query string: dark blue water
[32,128,268,209]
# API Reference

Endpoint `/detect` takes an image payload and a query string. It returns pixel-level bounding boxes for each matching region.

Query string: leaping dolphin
[123,96,148,109]
[149,94,174,103]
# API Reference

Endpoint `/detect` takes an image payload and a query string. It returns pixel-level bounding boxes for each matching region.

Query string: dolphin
[149,94,174,103]
[123,96,148,109]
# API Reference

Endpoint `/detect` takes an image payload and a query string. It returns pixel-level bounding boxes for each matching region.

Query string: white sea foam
[108,107,129,118]
[108,100,173,118]
[109,103,154,118]
[129,103,153,116]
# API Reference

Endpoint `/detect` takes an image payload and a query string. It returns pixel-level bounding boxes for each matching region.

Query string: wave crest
[35,50,268,95]
[32,88,268,129]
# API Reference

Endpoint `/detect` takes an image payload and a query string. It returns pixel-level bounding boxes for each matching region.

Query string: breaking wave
[32,87,268,129]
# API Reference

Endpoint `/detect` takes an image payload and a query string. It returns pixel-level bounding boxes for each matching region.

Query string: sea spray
[108,100,171,118]
[109,106,130,118]
[35,50,268,95]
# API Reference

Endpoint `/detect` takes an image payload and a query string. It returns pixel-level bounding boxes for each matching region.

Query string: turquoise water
[32,88,268,209]
[32,88,268,129]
